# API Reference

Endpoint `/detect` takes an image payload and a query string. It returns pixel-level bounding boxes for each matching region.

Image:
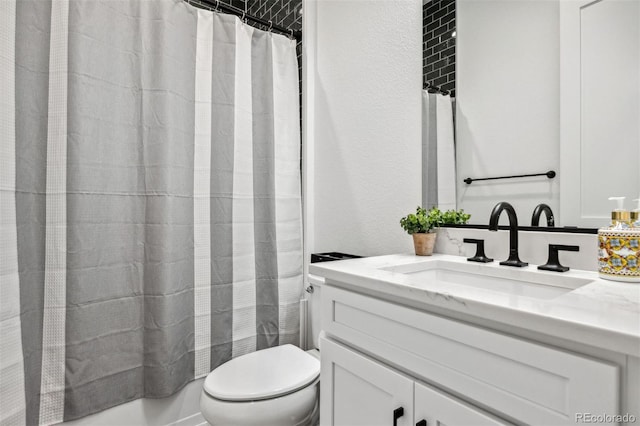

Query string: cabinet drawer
[322,285,619,425]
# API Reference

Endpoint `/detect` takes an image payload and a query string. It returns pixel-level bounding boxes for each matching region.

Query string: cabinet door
[320,337,414,426]
[414,381,510,426]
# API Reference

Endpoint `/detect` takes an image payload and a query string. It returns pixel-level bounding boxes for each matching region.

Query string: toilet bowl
[200,344,320,426]
[201,275,325,425]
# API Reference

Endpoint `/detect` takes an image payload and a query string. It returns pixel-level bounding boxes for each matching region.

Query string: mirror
[423,0,640,229]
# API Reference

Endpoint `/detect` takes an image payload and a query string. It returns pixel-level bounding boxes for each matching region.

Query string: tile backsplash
[423,0,456,95]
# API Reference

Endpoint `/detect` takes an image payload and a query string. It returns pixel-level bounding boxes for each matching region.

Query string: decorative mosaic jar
[598,228,640,283]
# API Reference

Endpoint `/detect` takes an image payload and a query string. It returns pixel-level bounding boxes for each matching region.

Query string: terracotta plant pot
[412,232,437,256]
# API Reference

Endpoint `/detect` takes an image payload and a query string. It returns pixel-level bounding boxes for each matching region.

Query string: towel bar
[464,170,556,185]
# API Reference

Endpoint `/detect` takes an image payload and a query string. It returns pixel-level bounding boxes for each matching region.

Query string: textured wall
[423,0,456,95]
[306,0,423,257]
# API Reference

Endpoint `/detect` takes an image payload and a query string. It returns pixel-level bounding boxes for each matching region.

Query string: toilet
[200,276,324,426]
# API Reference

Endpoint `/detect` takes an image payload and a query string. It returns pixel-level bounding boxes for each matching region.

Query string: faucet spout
[488,202,528,267]
[531,203,555,227]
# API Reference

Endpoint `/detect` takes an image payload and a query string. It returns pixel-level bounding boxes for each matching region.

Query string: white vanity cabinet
[320,284,623,425]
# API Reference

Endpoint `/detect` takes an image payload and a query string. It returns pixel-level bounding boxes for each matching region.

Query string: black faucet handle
[538,244,580,272]
[463,238,494,263]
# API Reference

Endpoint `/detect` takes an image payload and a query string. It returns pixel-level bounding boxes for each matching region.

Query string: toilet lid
[203,344,320,401]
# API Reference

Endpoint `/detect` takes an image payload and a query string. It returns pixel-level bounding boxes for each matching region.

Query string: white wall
[456,0,560,226]
[303,0,423,259]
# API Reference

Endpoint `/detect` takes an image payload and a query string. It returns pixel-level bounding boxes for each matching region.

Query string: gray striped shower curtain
[0,0,303,424]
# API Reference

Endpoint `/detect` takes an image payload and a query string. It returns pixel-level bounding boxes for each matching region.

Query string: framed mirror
[423,0,640,231]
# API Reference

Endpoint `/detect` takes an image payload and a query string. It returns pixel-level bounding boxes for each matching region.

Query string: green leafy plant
[441,208,471,225]
[399,206,441,234]
[400,206,471,234]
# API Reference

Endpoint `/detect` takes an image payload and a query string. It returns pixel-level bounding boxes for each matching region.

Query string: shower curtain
[422,91,456,210]
[0,0,303,424]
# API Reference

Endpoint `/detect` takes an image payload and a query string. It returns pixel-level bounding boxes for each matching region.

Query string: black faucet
[531,203,555,227]
[488,202,528,267]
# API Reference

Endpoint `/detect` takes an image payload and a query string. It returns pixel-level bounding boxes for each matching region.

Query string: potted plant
[400,206,471,256]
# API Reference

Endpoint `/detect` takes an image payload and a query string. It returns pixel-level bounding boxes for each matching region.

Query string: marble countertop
[309,254,640,356]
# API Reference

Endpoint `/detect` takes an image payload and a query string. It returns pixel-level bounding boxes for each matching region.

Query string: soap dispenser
[598,196,640,282]
[631,198,640,228]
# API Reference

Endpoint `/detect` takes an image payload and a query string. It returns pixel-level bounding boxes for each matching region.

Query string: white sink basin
[380,259,594,300]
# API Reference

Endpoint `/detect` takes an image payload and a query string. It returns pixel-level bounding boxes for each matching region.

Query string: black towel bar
[464,170,556,185]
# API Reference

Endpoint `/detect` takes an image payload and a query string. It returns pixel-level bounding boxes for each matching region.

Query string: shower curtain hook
[289,28,294,39]
[268,21,273,32]
[241,11,246,23]
[215,0,219,11]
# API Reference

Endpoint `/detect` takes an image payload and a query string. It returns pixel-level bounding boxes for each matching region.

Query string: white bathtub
[60,378,206,426]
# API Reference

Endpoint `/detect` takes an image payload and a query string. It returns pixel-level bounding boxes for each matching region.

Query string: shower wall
[248,0,302,77]
[423,0,456,95]
[248,0,302,34]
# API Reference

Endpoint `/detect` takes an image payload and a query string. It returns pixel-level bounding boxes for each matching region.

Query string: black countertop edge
[441,224,599,235]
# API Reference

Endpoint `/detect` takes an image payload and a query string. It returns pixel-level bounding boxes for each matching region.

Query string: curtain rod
[185,0,302,41]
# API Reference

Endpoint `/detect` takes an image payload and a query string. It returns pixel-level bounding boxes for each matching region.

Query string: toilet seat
[199,380,319,426]
[203,344,320,402]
